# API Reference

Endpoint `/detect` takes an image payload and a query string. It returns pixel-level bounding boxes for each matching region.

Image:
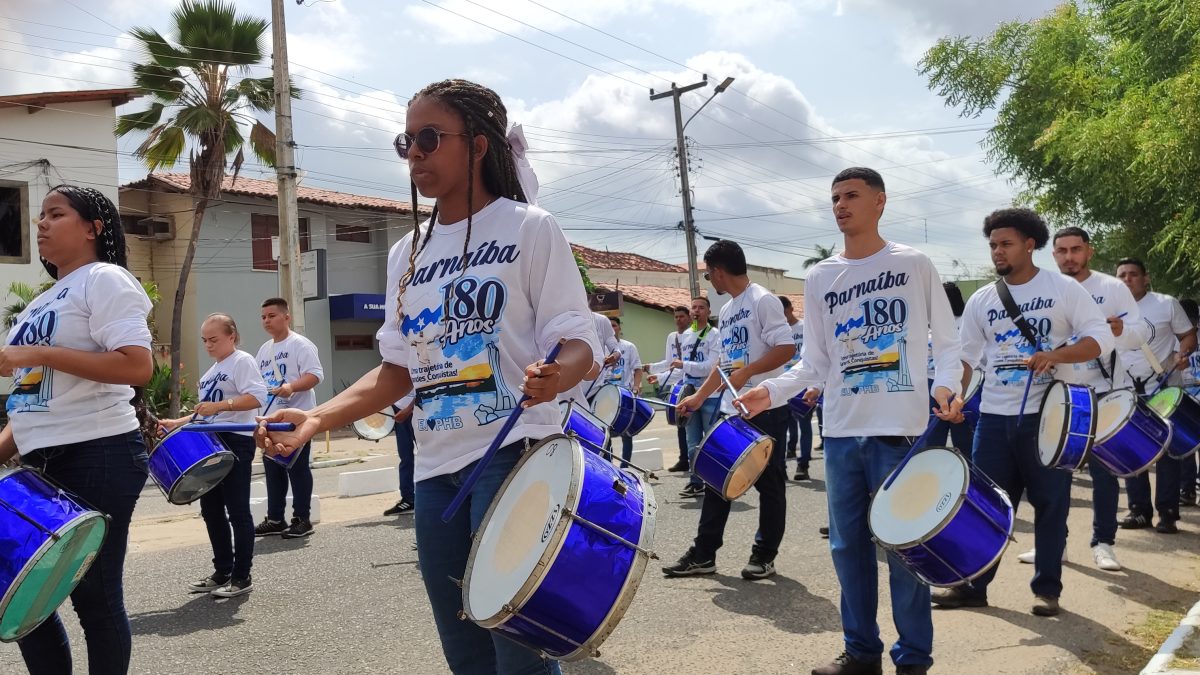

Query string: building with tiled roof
[124,173,431,216]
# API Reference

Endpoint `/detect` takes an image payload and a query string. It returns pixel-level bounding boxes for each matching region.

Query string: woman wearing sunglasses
[257,79,598,675]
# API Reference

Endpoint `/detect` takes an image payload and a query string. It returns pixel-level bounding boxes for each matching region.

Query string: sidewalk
[1143,599,1200,674]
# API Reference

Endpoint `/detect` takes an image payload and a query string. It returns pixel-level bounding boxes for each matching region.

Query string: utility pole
[651,75,734,299]
[271,0,305,334]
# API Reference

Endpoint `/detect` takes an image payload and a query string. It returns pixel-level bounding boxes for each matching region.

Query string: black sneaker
[282,517,314,539]
[662,547,716,577]
[931,586,988,609]
[678,484,705,498]
[811,651,883,675]
[741,554,776,580]
[794,468,810,480]
[1120,512,1151,529]
[785,448,797,459]
[895,665,930,675]
[383,499,414,516]
[254,518,287,537]
[819,526,830,538]
[1156,518,1179,534]
[187,573,230,594]
[211,577,253,598]
[667,460,689,472]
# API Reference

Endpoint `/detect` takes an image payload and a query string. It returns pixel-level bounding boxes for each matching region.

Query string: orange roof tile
[0,88,142,111]
[124,173,430,216]
[572,244,686,273]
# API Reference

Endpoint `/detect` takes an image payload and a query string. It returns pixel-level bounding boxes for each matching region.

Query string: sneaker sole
[663,565,716,577]
[254,530,285,537]
[282,531,314,539]
[212,587,253,598]
[741,569,776,580]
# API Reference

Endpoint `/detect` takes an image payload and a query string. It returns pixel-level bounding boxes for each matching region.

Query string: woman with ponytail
[258,79,599,674]
[0,185,154,674]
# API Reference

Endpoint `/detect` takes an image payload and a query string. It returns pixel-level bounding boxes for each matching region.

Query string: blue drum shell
[694,416,770,499]
[1092,397,1171,477]
[148,430,235,504]
[0,469,100,593]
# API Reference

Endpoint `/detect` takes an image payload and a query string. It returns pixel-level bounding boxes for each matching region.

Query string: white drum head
[1096,389,1136,443]
[591,385,621,427]
[870,448,966,546]
[466,436,578,621]
[352,412,395,441]
[1037,382,1069,466]
[964,367,984,401]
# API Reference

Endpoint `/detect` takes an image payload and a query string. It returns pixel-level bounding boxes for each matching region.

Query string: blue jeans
[414,442,560,675]
[967,413,1070,599]
[685,397,722,488]
[788,411,813,468]
[824,436,933,667]
[18,430,148,675]
[200,433,256,580]
[1088,457,1119,546]
[619,433,634,468]
[1126,456,1182,520]
[394,417,415,503]
[264,441,312,521]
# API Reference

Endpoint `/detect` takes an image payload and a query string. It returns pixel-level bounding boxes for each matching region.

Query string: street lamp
[683,76,736,130]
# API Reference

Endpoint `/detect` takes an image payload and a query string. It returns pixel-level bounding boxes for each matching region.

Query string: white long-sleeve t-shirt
[719,282,795,412]
[763,242,963,437]
[1056,271,1146,393]
[646,330,687,389]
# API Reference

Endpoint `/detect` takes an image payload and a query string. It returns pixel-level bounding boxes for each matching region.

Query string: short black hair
[262,297,289,311]
[1116,257,1147,275]
[692,296,710,307]
[703,240,747,276]
[673,305,689,314]
[942,282,965,318]
[832,167,885,192]
[1052,226,1090,244]
[778,295,792,311]
[1181,298,1198,325]
[983,208,1050,250]
[609,316,621,325]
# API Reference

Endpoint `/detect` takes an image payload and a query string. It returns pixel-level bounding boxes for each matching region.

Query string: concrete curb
[249,457,364,476]
[1141,598,1200,674]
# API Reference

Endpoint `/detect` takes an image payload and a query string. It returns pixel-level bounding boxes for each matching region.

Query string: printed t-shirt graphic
[828,270,915,395]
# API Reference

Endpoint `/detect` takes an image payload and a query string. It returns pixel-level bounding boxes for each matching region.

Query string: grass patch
[1075,608,1187,674]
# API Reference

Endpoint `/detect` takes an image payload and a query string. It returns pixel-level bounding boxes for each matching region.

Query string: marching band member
[678,296,722,497]
[607,316,643,467]
[779,295,813,480]
[647,305,693,471]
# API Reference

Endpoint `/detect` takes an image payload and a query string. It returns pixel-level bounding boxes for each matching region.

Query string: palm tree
[3,280,53,329]
[803,244,837,269]
[115,0,291,416]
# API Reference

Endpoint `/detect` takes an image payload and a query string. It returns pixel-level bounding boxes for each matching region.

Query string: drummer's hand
[726,367,751,393]
[732,386,773,419]
[157,417,185,436]
[270,383,294,398]
[1177,353,1192,371]
[932,386,964,423]
[670,358,684,370]
[802,388,822,406]
[256,408,318,457]
[1106,315,1125,337]
[647,374,659,385]
[393,403,414,423]
[0,345,44,377]
[1026,351,1059,376]
[676,393,702,415]
[603,351,620,367]
[192,401,225,417]
[521,360,562,408]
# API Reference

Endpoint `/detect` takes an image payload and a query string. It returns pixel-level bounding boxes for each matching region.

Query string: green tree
[3,280,53,329]
[116,0,294,415]
[802,244,836,269]
[575,251,596,293]
[919,0,1200,297]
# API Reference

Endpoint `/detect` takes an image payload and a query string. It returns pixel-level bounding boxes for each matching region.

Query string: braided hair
[41,184,128,279]
[396,79,528,314]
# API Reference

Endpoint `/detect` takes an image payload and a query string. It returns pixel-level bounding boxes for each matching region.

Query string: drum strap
[995,279,1042,352]
[688,325,711,361]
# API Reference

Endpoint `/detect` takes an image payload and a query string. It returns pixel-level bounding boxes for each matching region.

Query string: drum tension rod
[499,603,601,659]
[0,495,61,539]
[448,575,463,589]
[561,507,658,559]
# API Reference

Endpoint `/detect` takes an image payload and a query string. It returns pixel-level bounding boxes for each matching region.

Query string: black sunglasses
[393,127,469,159]
[703,272,711,281]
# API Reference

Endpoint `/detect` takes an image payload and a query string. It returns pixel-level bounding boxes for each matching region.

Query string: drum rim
[590,385,627,434]
[1148,388,1200,460]
[0,509,110,642]
[150,422,221,455]
[1037,382,1097,471]
[160,450,237,505]
[562,401,610,452]
[463,434,583,628]
[1095,389,1142,444]
[696,416,772,501]
[1147,386,1184,418]
[555,467,657,661]
[351,411,396,442]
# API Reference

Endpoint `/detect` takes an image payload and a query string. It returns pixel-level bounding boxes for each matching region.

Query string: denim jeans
[824,435,933,667]
[619,433,634,468]
[1126,456,1182,520]
[926,418,974,455]
[264,441,312,521]
[414,442,560,675]
[1088,457,1119,546]
[694,406,788,562]
[676,424,689,465]
[685,397,722,489]
[787,411,814,468]
[967,413,1071,600]
[18,430,148,675]
[394,417,415,503]
[200,433,256,580]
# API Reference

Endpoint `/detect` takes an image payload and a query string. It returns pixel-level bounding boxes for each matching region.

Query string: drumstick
[180,423,296,433]
[715,368,751,417]
[262,393,279,416]
[1015,367,1036,428]
[189,378,223,423]
[881,415,940,491]
[441,340,565,523]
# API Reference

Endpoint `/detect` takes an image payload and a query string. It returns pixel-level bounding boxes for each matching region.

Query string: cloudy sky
[1,0,1065,278]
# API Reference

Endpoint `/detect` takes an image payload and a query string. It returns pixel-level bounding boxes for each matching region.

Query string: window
[335,222,370,244]
[251,213,311,271]
[0,183,29,264]
[335,335,374,350]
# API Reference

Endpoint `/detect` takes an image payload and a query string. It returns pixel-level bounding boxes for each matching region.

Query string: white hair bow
[507,123,539,205]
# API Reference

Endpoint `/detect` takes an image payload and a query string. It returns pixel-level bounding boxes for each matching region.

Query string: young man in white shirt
[253,298,325,539]
[678,296,723,497]
[665,240,795,582]
[1116,258,1198,533]
[934,209,1113,619]
[779,295,814,480]
[1034,227,1148,571]
[608,316,643,467]
[646,306,696,472]
[737,168,962,675]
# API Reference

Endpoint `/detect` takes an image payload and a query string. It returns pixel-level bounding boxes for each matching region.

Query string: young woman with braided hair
[0,185,154,674]
[258,79,599,674]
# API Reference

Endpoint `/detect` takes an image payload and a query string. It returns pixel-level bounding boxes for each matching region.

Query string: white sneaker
[1016,548,1068,564]
[1091,543,1122,571]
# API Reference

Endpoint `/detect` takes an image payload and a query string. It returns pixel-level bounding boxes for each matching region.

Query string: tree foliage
[920,0,1200,297]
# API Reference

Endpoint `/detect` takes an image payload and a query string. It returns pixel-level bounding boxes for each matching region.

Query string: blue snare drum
[463,435,656,660]
[560,400,609,455]
[0,467,109,642]
[869,447,1014,587]
[1037,381,1098,472]
[149,426,236,505]
[788,389,816,418]
[694,416,774,500]
[665,382,696,427]
[592,384,655,437]
[1147,387,1200,460]
[1091,389,1171,477]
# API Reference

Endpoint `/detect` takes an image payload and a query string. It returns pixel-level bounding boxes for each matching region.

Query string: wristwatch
[227,399,234,410]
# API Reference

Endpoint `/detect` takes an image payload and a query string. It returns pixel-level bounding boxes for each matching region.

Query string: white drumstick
[716,368,750,417]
